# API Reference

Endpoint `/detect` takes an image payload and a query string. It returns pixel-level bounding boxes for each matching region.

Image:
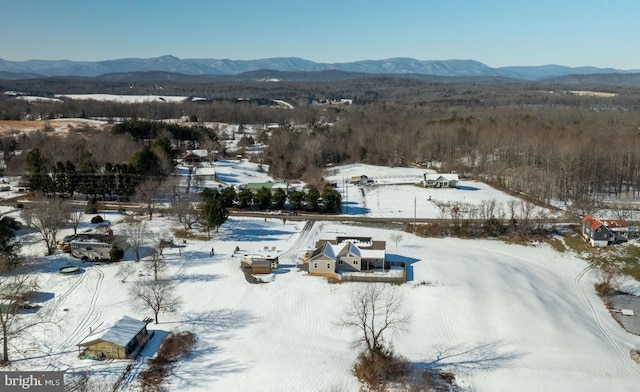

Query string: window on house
[338,260,343,264]
[313,262,318,269]
[354,260,359,264]
[327,263,331,269]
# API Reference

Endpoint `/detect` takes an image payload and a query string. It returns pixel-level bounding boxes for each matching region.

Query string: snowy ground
[3,163,640,391]
[54,94,190,103]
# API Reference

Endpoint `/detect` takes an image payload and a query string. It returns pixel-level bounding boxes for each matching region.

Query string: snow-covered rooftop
[78,315,146,347]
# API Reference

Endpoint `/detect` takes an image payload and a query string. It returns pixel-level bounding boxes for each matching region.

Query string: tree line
[4,78,640,211]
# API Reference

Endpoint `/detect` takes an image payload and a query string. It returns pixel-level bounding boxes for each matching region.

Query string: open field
[0,119,110,135]
[2,161,640,391]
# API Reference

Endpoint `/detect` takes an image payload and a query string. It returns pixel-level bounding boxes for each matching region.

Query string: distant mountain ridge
[0,55,636,81]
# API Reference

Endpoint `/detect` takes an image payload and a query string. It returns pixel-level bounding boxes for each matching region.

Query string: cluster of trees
[24,148,145,197]
[6,76,640,212]
[0,211,57,364]
[265,103,640,208]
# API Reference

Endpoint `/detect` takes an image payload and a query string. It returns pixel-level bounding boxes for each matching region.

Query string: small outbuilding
[241,254,279,274]
[78,316,151,360]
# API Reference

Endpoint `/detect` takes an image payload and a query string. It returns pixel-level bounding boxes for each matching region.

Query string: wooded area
[2,75,640,210]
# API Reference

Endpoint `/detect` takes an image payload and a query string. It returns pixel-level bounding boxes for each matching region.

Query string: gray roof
[310,241,335,260]
[78,316,146,347]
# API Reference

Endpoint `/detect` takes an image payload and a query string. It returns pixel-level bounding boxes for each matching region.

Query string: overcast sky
[2,0,638,69]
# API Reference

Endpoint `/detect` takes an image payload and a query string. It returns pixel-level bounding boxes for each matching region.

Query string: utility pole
[344,178,348,214]
[413,196,417,234]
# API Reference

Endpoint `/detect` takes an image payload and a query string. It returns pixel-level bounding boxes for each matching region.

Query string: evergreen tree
[288,190,305,210]
[199,189,229,237]
[220,187,237,208]
[0,217,22,273]
[24,148,51,194]
[321,188,342,212]
[237,189,254,208]
[305,187,321,211]
[273,188,287,209]
[253,186,272,210]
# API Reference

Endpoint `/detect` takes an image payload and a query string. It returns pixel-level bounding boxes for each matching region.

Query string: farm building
[241,254,279,274]
[77,316,151,360]
[70,232,126,261]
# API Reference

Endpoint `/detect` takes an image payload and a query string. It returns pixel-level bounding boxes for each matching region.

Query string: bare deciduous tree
[390,233,404,247]
[68,207,84,235]
[135,179,163,220]
[170,198,200,230]
[21,198,69,255]
[117,262,135,283]
[611,203,634,221]
[147,236,168,281]
[122,219,147,262]
[0,273,57,364]
[339,283,409,358]
[478,199,501,222]
[129,279,180,324]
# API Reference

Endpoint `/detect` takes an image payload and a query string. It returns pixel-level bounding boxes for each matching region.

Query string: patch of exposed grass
[562,234,590,253]
[172,228,209,241]
[586,243,640,282]
[544,237,567,253]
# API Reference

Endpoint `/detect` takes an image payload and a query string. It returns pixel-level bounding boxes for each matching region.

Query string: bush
[353,347,409,390]
[139,331,195,391]
[85,199,98,214]
[90,215,104,224]
[0,216,22,230]
[595,281,614,296]
[110,246,124,262]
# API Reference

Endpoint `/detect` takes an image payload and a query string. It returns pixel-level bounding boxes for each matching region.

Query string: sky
[2,0,639,69]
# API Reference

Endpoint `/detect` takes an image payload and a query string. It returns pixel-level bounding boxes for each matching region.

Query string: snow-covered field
[3,162,640,391]
[54,94,190,103]
[326,163,553,219]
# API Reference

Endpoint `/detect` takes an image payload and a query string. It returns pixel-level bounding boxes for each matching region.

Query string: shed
[241,254,278,274]
[78,316,150,359]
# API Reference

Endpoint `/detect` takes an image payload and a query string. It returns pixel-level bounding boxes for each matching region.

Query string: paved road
[228,210,581,226]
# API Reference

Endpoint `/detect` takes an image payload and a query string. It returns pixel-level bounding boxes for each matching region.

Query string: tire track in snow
[170,218,240,280]
[278,221,315,264]
[116,357,145,391]
[47,266,104,370]
[574,263,640,375]
[55,270,87,305]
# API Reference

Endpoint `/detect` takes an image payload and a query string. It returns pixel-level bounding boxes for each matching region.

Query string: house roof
[181,150,208,159]
[338,242,361,258]
[246,181,288,190]
[360,248,386,260]
[582,215,626,231]
[247,182,274,190]
[310,241,335,260]
[602,219,628,229]
[424,173,459,182]
[78,316,146,348]
[71,233,120,245]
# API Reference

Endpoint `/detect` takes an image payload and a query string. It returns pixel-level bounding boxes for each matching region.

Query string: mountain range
[0,55,637,81]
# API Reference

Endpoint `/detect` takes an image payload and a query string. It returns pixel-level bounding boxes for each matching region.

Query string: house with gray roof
[77,316,151,359]
[309,236,386,276]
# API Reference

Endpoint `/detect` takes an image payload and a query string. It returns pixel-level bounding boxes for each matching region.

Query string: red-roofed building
[581,216,628,247]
